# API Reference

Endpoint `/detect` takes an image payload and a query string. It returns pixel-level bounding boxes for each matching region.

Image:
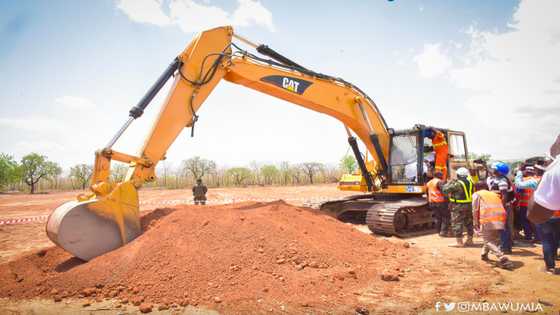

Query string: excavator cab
[332,126,482,236]
[389,127,471,185]
[339,125,472,193]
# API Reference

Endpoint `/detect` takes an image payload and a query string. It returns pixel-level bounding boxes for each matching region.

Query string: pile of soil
[0,201,415,314]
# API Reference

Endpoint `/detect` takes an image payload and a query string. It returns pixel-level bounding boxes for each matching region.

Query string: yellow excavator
[47,26,480,261]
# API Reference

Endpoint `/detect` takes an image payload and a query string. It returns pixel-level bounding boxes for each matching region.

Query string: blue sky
[1,0,559,170]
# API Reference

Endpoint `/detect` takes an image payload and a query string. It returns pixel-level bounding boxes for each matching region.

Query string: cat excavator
[47,26,480,261]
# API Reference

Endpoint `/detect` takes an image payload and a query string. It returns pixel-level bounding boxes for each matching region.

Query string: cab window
[449,134,466,160]
[390,134,420,183]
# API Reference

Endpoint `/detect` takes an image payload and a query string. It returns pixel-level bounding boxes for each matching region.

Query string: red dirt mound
[0,201,415,314]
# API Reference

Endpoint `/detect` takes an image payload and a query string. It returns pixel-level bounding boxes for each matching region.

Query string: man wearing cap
[443,167,474,247]
[528,136,560,274]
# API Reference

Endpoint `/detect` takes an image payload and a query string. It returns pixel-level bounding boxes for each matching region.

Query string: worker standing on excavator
[443,167,474,247]
[426,171,449,237]
[193,179,208,205]
[430,128,449,180]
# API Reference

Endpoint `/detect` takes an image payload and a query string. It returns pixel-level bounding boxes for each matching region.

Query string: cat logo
[260,75,312,95]
[282,77,300,93]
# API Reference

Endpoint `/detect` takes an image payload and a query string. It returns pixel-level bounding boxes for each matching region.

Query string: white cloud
[413,43,452,78]
[169,0,231,33]
[14,140,66,154]
[231,0,274,31]
[0,117,65,132]
[117,0,274,33]
[54,96,96,110]
[448,0,560,157]
[117,0,171,26]
[0,96,107,166]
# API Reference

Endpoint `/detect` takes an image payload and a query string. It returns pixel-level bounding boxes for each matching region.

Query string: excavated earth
[0,201,496,314]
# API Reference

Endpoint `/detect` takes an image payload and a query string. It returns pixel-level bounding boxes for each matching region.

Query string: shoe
[497,257,513,269]
[464,237,474,247]
[481,254,489,261]
[448,237,464,248]
[502,249,513,254]
[542,267,555,275]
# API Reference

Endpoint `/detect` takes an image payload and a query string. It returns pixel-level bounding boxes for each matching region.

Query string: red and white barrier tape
[0,215,49,226]
[0,196,338,226]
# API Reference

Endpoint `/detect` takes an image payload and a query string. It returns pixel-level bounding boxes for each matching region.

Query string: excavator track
[365,198,434,237]
[319,195,435,237]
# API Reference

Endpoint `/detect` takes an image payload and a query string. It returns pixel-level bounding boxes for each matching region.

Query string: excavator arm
[47,26,392,261]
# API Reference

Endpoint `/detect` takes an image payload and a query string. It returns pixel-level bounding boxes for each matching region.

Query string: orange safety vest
[426,178,445,203]
[475,190,507,230]
[517,176,537,207]
[432,131,448,180]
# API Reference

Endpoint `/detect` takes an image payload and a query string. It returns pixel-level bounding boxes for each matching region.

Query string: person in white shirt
[528,136,560,274]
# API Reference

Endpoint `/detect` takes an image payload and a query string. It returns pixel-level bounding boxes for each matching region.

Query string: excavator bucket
[46,181,141,261]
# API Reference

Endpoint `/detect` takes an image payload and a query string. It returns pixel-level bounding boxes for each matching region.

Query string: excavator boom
[46,26,435,260]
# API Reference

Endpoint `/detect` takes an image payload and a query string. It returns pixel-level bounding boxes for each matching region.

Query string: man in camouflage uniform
[192,179,208,205]
[442,167,474,247]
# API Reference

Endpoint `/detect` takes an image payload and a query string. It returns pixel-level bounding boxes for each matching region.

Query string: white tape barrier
[0,197,339,226]
[0,214,49,226]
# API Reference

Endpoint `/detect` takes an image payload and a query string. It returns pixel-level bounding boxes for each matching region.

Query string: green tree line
[0,152,359,193]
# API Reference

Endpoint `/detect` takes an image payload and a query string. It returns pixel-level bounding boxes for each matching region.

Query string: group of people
[426,141,560,273]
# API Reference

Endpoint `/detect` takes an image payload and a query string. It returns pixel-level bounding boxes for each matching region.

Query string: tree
[226,167,252,186]
[324,164,342,183]
[111,164,129,182]
[249,161,261,185]
[20,153,61,194]
[300,162,323,184]
[468,152,492,163]
[182,156,216,180]
[279,161,292,185]
[0,153,20,189]
[340,154,357,174]
[70,164,93,190]
[260,164,279,185]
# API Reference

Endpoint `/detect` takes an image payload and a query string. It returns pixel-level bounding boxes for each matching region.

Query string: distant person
[426,171,449,237]
[472,181,512,269]
[528,137,560,274]
[192,179,208,205]
[443,167,474,247]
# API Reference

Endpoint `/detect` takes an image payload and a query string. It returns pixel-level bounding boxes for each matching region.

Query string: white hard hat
[456,167,470,177]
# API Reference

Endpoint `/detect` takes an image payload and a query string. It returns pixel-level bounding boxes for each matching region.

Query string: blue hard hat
[423,129,435,139]
[491,162,510,176]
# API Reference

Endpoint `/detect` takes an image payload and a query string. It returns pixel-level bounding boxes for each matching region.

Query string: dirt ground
[0,184,558,314]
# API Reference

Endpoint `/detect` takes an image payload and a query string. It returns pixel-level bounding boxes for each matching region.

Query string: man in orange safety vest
[426,171,449,237]
[472,181,512,269]
[430,128,449,180]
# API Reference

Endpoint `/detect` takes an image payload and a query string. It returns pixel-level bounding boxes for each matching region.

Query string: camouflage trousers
[450,203,474,238]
